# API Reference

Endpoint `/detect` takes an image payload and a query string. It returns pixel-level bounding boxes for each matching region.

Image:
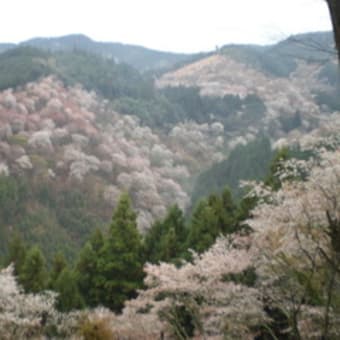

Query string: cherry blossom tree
[245,131,340,338]
[0,265,57,338]
[116,235,266,339]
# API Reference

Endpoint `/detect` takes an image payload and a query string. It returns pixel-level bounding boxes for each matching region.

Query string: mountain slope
[157,32,337,144]
[156,31,338,203]
[0,75,228,260]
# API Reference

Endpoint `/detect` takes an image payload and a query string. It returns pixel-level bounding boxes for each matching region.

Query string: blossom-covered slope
[0,76,225,232]
[157,51,337,143]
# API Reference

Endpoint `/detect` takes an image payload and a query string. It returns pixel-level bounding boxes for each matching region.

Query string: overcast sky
[0,0,332,53]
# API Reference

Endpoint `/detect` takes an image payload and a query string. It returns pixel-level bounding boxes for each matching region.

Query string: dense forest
[0,28,340,339]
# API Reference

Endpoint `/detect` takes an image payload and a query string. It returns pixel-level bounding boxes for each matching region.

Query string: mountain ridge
[1,34,192,72]
[0,31,334,72]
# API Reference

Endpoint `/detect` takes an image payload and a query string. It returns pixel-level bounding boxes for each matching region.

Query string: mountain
[1,31,333,74]
[157,31,337,137]
[0,31,338,259]
[218,31,334,77]
[272,31,335,62]
[0,34,193,72]
[0,31,337,152]
[0,30,339,339]
[16,34,192,71]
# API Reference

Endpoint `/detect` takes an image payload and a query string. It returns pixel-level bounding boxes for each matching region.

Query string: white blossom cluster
[0,265,91,339]
[112,235,267,338]
[274,112,340,152]
[0,162,9,176]
[28,131,53,152]
[168,121,225,167]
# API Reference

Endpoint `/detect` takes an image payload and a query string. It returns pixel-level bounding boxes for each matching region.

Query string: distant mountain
[17,34,192,71]
[220,31,335,77]
[0,31,337,132]
[1,31,333,74]
[273,31,335,61]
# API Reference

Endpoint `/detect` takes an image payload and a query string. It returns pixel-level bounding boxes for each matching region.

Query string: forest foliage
[2,129,340,339]
[0,29,339,339]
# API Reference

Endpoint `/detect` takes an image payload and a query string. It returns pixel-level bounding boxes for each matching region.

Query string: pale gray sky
[1,0,332,53]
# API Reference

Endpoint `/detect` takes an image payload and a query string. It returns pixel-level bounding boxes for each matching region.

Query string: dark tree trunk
[326,0,340,62]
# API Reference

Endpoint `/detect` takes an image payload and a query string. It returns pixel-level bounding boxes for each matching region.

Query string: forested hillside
[0,29,339,339]
[0,32,338,259]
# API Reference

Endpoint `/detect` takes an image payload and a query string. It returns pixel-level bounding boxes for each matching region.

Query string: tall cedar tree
[187,200,220,253]
[144,205,187,263]
[210,190,237,234]
[20,245,47,293]
[49,251,67,289]
[48,252,84,312]
[76,228,104,307]
[97,193,144,312]
[54,268,85,312]
[5,233,27,276]
[187,188,238,254]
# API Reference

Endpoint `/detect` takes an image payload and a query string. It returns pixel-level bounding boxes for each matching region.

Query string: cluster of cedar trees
[3,188,256,313]
[3,147,291,314]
